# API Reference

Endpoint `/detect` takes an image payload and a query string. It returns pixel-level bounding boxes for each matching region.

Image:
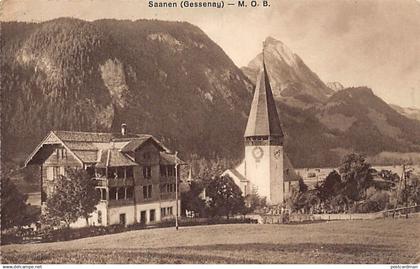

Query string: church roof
[283,154,299,182]
[244,63,284,138]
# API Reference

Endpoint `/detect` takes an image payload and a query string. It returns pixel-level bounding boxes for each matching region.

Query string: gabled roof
[120,136,168,153]
[53,130,115,142]
[96,149,138,168]
[159,152,186,165]
[25,130,177,167]
[284,154,299,182]
[227,168,248,182]
[72,150,99,163]
[244,63,284,138]
[25,131,85,166]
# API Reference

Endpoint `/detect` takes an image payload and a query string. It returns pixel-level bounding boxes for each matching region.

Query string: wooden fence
[250,205,420,224]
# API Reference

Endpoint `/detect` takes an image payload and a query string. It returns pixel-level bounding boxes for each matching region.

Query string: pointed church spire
[244,48,284,140]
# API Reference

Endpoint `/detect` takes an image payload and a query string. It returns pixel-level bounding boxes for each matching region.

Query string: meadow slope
[2,218,420,264]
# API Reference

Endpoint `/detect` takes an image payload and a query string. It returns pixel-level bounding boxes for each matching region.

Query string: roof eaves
[25,131,84,167]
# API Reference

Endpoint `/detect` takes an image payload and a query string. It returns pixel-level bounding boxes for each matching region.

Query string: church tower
[244,60,285,204]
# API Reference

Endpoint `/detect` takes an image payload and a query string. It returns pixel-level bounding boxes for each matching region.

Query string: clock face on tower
[252,146,264,160]
[274,149,282,159]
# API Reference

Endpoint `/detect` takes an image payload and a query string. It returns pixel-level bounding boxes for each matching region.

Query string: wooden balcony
[94,178,107,187]
[109,177,134,187]
[93,177,134,187]
[108,199,134,207]
[160,192,176,200]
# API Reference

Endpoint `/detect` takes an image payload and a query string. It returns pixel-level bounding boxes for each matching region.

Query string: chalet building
[224,61,299,204]
[25,125,183,227]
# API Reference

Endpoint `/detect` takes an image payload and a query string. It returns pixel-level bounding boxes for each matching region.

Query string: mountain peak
[242,36,333,104]
[263,37,297,67]
[326,81,345,92]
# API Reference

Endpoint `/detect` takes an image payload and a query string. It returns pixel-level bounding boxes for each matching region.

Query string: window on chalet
[126,186,134,199]
[149,209,155,222]
[52,166,61,180]
[109,188,117,200]
[126,167,133,178]
[160,184,166,193]
[148,185,152,198]
[116,167,125,178]
[97,210,102,224]
[98,188,107,201]
[161,207,173,217]
[143,185,152,199]
[168,165,175,177]
[108,167,116,178]
[160,165,167,177]
[166,183,176,193]
[56,148,67,159]
[159,165,176,177]
[117,187,125,200]
[143,166,152,179]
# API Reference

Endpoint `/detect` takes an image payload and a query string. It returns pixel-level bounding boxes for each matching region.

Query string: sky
[1,0,420,108]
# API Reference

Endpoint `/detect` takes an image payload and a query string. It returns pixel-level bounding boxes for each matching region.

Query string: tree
[206,175,245,219]
[1,178,35,230]
[44,168,100,227]
[317,170,342,202]
[289,189,320,213]
[298,177,308,193]
[378,169,399,182]
[244,193,267,214]
[339,153,374,203]
[181,180,208,217]
[395,176,420,208]
[354,188,390,213]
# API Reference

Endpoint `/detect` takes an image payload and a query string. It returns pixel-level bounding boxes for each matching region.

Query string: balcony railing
[93,177,134,187]
[160,192,175,200]
[108,199,134,207]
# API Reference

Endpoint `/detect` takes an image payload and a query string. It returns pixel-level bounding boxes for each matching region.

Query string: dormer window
[143,152,151,160]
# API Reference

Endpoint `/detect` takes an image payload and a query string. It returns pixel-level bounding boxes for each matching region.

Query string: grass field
[2,218,420,264]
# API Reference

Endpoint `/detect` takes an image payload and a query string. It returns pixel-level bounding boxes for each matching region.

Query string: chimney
[121,123,127,136]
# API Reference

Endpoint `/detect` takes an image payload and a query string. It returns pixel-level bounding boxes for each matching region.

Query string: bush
[2,217,253,245]
[351,190,390,213]
[40,224,127,242]
[1,233,23,245]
